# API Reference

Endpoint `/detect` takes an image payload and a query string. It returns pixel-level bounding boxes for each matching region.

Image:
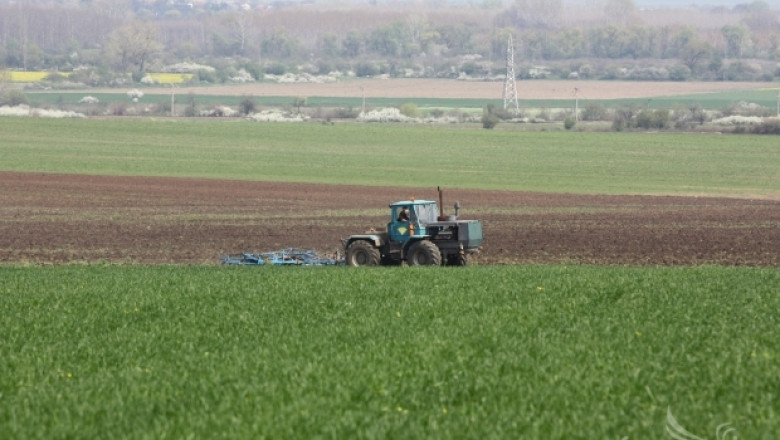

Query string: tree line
[1,0,779,83]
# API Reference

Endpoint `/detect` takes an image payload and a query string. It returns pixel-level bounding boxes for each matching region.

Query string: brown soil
[2,172,777,266]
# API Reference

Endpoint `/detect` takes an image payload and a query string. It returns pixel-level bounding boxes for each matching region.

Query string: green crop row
[1,117,778,198]
[1,265,777,438]
[25,87,780,111]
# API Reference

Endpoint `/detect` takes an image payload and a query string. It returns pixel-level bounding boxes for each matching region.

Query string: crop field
[2,70,188,84]
[1,118,778,197]
[28,78,780,112]
[1,96,778,438]
[1,265,778,438]
[1,117,778,266]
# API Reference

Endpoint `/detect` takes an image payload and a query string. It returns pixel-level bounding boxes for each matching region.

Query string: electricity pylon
[503,34,520,116]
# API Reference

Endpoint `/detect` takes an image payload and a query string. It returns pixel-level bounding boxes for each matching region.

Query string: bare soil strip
[2,172,777,266]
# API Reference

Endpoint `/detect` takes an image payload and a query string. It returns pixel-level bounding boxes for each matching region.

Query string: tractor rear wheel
[346,240,381,266]
[407,241,442,266]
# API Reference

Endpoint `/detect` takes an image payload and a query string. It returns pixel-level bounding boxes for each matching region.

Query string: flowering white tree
[127,89,144,102]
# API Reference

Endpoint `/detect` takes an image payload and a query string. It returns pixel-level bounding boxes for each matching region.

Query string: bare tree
[512,0,563,29]
[679,39,713,73]
[105,21,163,74]
[223,12,257,56]
[604,0,637,27]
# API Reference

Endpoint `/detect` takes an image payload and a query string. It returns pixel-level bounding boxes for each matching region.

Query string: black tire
[346,240,381,267]
[407,241,442,266]
[446,253,469,266]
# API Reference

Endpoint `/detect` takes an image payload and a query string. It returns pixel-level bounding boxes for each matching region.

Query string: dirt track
[2,172,777,266]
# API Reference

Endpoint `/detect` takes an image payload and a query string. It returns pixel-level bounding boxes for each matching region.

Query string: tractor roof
[389,199,437,208]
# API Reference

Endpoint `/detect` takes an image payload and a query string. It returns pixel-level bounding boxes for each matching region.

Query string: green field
[2,115,777,438]
[26,86,780,111]
[1,265,777,439]
[1,117,777,198]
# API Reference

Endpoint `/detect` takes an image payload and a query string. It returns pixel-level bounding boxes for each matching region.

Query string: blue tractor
[344,188,483,266]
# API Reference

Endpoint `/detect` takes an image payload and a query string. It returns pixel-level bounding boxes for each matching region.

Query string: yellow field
[145,73,194,84]
[2,71,70,82]
[2,71,191,84]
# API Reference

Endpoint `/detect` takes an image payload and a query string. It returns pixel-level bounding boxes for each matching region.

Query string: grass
[26,86,780,111]
[1,265,777,439]
[1,117,778,198]
[601,88,780,111]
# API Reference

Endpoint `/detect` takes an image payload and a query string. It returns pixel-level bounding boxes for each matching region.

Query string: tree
[482,104,500,129]
[722,25,748,59]
[261,28,299,59]
[604,0,637,28]
[293,97,307,114]
[239,96,257,115]
[342,30,363,58]
[223,13,256,56]
[679,39,712,73]
[437,24,473,55]
[320,33,340,58]
[0,88,29,106]
[367,22,411,57]
[511,0,562,29]
[105,21,163,74]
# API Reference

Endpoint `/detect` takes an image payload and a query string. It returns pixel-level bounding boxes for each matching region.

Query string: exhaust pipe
[437,186,446,221]
[437,187,459,221]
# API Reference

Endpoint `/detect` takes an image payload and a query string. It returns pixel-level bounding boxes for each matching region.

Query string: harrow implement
[221,248,342,266]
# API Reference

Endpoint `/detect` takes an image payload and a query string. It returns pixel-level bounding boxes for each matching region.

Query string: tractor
[344,188,483,266]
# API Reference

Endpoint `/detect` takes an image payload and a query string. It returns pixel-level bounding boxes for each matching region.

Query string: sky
[632,0,780,6]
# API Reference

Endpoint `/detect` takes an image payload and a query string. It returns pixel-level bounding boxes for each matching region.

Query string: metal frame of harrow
[221,248,342,266]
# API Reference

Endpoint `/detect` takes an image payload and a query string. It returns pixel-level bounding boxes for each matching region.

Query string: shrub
[328,107,359,120]
[0,89,29,106]
[612,106,638,131]
[581,102,609,121]
[78,96,100,104]
[673,105,708,129]
[183,93,198,117]
[357,108,414,122]
[264,63,287,76]
[719,101,773,118]
[44,72,68,83]
[482,104,500,129]
[564,117,576,130]
[109,102,127,116]
[635,109,670,130]
[196,69,218,83]
[240,63,263,81]
[750,118,780,134]
[354,62,379,77]
[247,110,308,122]
[399,103,420,118]
[200,105,238,117]
[669,65,691,81]
[239,96,257,115]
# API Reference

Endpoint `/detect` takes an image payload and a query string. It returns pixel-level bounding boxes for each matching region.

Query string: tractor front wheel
[407,241,442,266]
[346,240,381,267]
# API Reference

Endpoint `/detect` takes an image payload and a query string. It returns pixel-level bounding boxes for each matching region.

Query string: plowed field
[2,172,777,266]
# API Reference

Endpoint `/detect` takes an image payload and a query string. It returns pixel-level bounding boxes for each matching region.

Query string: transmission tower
[503,34,520,116]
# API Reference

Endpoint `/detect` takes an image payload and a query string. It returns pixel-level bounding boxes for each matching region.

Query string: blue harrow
[221,248,342,266]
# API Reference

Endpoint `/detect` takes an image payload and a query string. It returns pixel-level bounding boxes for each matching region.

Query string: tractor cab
[388,200,439,242]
